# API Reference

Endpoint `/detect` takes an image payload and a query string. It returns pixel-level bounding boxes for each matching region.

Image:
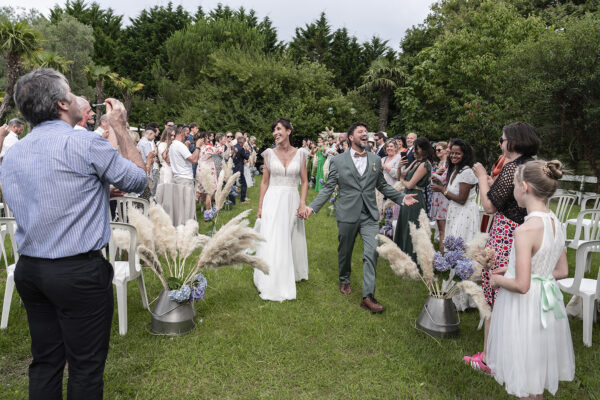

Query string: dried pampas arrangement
[126,203,268,296]
[376,209,495,322]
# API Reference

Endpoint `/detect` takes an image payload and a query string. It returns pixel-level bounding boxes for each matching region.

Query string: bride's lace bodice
[264,148,307,187]
[507,211,565,278]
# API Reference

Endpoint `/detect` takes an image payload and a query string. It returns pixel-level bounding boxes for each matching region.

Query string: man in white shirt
[74,97,95,131]
[0,118,25,162]
[169,126,201,187]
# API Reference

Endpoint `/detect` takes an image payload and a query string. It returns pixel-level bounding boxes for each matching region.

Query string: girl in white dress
[254,118,309,301]
[432,139,479,245]
[487,160,574,399]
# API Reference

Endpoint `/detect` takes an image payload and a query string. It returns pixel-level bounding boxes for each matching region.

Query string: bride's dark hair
[272,118,294,138]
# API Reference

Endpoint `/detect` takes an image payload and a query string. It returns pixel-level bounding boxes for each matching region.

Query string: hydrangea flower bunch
[168,285,191,302]
[431,235,474,280]
[319,178,324,184]
[378,207,395,239]
[203,207,217,222]
[189,273,207,302]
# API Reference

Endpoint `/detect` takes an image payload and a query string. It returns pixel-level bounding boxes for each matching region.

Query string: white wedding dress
[487,211,575,397]
[253,148,309,301]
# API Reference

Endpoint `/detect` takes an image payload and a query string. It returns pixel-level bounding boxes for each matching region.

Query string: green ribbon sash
[532,274,566,328]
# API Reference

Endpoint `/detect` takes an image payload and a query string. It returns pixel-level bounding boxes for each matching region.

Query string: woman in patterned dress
[429,141,450,246]
[196,131,217,214]
[463,122,540,373]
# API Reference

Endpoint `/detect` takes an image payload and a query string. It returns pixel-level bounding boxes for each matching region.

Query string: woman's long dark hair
[414,137,434,163]
[447,139,475,184]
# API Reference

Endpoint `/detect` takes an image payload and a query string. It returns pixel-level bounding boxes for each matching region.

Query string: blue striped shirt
[0,120,147,258]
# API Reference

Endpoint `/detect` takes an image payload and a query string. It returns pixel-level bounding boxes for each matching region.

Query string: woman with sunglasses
[463,122,540,374]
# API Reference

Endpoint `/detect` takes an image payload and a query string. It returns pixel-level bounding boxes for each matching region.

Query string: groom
[303,122,417,313]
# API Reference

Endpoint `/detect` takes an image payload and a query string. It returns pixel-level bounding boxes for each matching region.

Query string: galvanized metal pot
[150,289,196,336]
[416,296,460,338]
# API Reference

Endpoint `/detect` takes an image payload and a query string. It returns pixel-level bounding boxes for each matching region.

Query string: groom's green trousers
[337,211,380,298]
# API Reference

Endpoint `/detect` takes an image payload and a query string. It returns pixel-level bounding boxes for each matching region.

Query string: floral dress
[196,144,217,198]
[429,161,449,220]
[481,155,531,305]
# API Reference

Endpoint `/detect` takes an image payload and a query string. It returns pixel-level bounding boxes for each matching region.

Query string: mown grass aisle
[1,177,599,399]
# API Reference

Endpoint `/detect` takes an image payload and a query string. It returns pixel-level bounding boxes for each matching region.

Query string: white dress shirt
[0,131,19,160]
[350,148,367,176]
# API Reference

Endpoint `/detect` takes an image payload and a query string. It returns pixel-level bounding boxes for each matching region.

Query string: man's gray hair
[250,136,256,141]
[7,118,24,128]
[14,68,71,126]
[99,114,109,123]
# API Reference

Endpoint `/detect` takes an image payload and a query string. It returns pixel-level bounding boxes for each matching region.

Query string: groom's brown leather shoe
[339,282,352,295]
[361,295,384,314]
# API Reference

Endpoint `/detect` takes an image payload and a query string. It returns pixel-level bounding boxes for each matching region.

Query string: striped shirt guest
[0,68,147,400]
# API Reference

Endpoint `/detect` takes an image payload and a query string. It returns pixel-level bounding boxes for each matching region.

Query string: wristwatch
[443,190,448,196]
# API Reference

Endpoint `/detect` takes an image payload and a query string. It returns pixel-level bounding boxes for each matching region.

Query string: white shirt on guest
[0,131,19,160]
[73,124,87,131]
[350,148,367,176]
[169,140,193,179]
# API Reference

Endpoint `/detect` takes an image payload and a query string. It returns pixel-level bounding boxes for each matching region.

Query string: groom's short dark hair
[347,122,368,139]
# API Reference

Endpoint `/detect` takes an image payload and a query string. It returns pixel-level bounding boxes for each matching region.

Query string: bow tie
[353,152,367,158]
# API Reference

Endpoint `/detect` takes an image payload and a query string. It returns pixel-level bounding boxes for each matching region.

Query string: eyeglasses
[435,148,443,152]
[499,137,506,145]
[226,135,233,138]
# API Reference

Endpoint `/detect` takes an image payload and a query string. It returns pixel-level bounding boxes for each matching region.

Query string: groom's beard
[353,136,368,151]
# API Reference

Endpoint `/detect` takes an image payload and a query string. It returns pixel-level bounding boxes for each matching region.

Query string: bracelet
[443,190,448,196]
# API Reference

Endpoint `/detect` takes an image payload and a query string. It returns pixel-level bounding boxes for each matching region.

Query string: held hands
[297,206,313,219]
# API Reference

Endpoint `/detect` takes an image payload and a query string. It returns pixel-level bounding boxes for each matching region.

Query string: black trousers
[14,251,114,400]
[229,169,247,204]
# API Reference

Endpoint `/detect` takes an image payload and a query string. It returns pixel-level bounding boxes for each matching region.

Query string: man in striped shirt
[0,69,147,399]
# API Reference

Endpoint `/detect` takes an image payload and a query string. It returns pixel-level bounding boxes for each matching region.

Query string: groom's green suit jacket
[309,151,405,222]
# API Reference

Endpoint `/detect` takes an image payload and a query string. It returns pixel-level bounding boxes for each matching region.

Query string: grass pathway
[1,178,599,399]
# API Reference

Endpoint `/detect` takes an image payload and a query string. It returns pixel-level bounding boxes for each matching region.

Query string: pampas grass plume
[127,207,154,249]
[199,164,216,196]
[455,281,491,321]
[408,210,435,282]
[215,171,240,211]
[376,234,421,280]
[323,158,330,180]
[148,203,177,259]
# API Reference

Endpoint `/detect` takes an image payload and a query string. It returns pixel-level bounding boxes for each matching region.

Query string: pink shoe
[462,352,483,364]
[466,356,491,374]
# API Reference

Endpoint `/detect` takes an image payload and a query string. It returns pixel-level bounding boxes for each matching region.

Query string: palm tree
[83,64,117,126]
[358,58,406,132]
[113,76,144,120]
[0,19,42,122]
[27,51,72,74]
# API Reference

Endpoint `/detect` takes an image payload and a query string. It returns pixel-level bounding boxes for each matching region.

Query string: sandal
[463,352,483,364]
[464,354,491,374]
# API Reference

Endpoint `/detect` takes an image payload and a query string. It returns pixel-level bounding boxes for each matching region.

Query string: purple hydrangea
[330,197,336,203]
[385,207,393,219]
[319,178,324,184]
[433,251,450,272]
[168,285,191,303]
[444,235,466,252]
[204,209,214,221]
[190,274,207,302]
[455,258,474,280]
[443,250,463,268]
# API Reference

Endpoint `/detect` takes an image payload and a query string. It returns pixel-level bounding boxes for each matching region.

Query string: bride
[254,118,309,301]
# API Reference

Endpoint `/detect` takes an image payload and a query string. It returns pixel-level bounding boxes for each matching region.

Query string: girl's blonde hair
[515,159,564,201]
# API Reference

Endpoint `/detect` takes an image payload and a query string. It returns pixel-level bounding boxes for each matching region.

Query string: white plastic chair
[108,222,149,335]
[567,209,600,272]
[547,194,577,234]
[557,240,600,347]
[0,218,18,329]
[111,196,150,223]
[566,194,600,240]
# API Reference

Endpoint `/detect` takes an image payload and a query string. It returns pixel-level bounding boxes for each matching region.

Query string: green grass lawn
[1,179,599,399]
